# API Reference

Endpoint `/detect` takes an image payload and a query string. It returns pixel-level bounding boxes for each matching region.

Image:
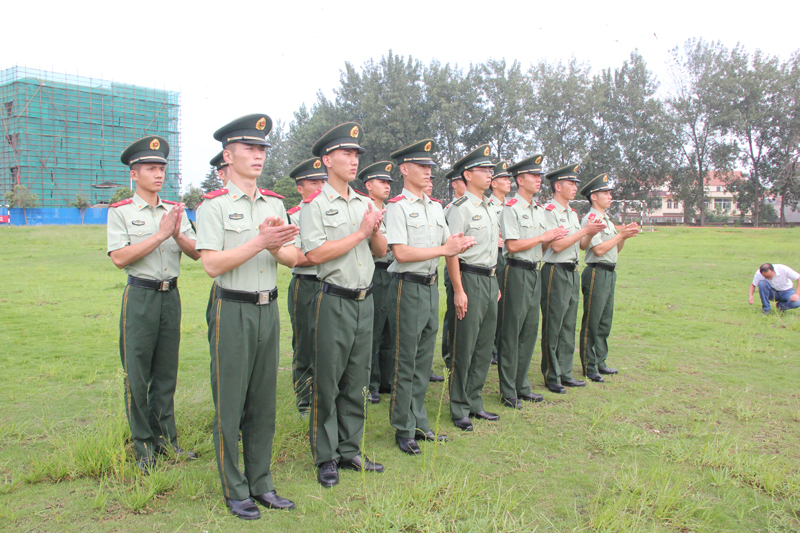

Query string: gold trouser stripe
[581,268,596,373]
[543,266,554,381]
[214,299,229,498]
[389,280,403,424]
[448,285,460,400]
[122,285,131,423]
[311,292,323,464]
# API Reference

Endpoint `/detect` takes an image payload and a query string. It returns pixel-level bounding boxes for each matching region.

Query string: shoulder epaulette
[110,198,133,208]
[429,196,443,204]
[571,207,577,213]
[303,189,323,203]
[162,199,179,205]
[535,202,543,208]
[588,213,596,220]
[453,196,469,207]
[545,204,555,211]
[260,188,285,199]
[388,195,406,203]
[287,205,301,215]
[354,189,370,197]
[202,188,228,200]
[505,198,518,207]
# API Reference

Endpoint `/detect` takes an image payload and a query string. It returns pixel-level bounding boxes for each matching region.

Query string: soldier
[107,135,200,473]
[205,151,230,327]
[446,145,501,431]
[423,179,446,384]
[359,161,396,404]
[540,164,605,394]
[196,114,299,519]
[286,158,327,415]
[488,162,512,365]
[578,174,638,382]
[441,168,468,369]
[385,140,475,454]
[300,123,388,488]
[497,155,568,408]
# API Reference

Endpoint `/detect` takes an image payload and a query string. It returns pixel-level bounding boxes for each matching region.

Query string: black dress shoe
[429,372,445,383]
[225,498,261,520]
[562,379,586,387]
[546,384,567,394]
[367,390,380,404]
[491,354,498,365]
[251,490,296,510]
[339,455,385,473]
[396,437,421,455]
[587,374,605,383]
[415,430,447,442]
[317,460,339,488]
[598,367,618,375]
[453,417,474,431]
[519,392,544,402]
[469,410,500,421]
[502,397,523,409]
[136,456,156,474]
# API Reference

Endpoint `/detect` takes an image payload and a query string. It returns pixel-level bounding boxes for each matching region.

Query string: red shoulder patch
[162,199,179,205]
[588,213,596,220]
[430,196,443,204]
[571,207,577,213]
[545,204,555,211]
[286,205,301,215]
[202,188,228,200]
[535,202,543,208]
[110,198,133,208]
[303,189,323,203]
[354,189,370,197]
[505,198,518,207]
[388,195,406,204]
[260,188,285,199]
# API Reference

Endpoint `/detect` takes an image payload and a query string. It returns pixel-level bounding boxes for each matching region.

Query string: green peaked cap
[357,161,394,182]
[507,154,544,176]
[290,157,328,182]
[390,139,436,166]
[311,122,366,156]
[209,151,228,171]
[580,173,613,198]
[454,144,494,174]
[120,135,169,166]
[213,114,272,147]
[492,161,511,179]
[545,162,581,183]
[445,167,464,182]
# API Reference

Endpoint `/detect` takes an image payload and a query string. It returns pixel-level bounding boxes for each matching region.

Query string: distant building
[644,171,744,223]
[0,67,181,208]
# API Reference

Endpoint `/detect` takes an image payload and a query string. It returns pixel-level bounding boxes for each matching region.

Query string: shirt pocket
[435,217,447,245]
[406,218,428,246]
[518,218,535,239]
[467,220,491,241]
[223,218,253,248]
[127,227,153,245]
[321,215,350,240]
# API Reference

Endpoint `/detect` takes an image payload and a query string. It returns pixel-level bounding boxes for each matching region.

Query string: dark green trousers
[540,263,580,386]
[309,292,373,465]
[579,266,616,376]
[498,264,541,399]
[209,297,279,500]
[288,275,318,413]
[448,272,498,420]
[119,285,181,460]
[387,277,438,439]
[370,267,394,394]
[493,250,506,358]
[206,283,217,327]
[442,266,453,368]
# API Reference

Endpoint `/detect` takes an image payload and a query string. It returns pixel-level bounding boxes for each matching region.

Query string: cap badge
[424,141,432,152]
[502,162,507,170]
[149,139,160,150]
[256,117,267,131]
[603,175,608,182]
[313,160,322,169]
[483,147,490,156]
[350,126,359,138]
[573,164,580,172]
[535,156,542,164]
[385,164,392,172]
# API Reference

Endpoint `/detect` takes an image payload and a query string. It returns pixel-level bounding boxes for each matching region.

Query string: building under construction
[0,67,181,208]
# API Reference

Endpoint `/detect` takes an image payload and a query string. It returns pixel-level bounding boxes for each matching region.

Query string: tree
[109,187,134,205]
[69,194,91,224]
[181,186,203,210]
[200,169,222,194]
[271,177,301,210]
[258,119,292,190]
[5,184,40,226]
[476,59,532,162]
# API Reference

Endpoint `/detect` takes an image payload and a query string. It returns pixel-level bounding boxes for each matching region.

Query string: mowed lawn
[0,225,799,533]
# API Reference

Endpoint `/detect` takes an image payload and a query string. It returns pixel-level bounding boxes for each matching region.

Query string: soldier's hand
[497,289,502,302]
[498,236,504,249]
[157,207,180,241]
[257,216,299,253]
[170,204,185,238]
[442,233,476,257]
[455,290,468,320]
[541,226,570,243]
[621,222,639,238]
[584,219,606,236]
[359,203,386,239]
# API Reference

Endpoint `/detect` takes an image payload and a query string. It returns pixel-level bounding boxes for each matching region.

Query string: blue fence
[1,208,197,226]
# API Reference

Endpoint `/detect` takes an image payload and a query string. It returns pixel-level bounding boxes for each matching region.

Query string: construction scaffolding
[0,67,181,207]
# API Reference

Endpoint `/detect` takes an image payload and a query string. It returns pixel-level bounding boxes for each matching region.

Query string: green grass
[1,225,799,532]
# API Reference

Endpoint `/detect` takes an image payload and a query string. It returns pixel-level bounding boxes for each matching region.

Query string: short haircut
[760,263,775,274]
[549,181,557,194]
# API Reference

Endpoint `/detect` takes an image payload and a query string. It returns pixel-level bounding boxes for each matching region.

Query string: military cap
[290,157,328,182]
[311,122,366,156]
[545,162,581,184]
[454,144,494,174]
[492,161,511,179]
[580,173,614,198]
[357,161,394,182]
[120,135,169,166]
[507,154,544,176]
[209,151,228,171]
[390,139,436,166]
[445,167,464,182]
[213,114,272,147]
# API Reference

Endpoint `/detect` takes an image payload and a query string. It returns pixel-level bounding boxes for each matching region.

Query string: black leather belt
[507,258,540,271]
[294,274,319,281]
[586,263,616,272]
[375,262,390,270]
[217,286,278,305]
[393,271,438,285]
[128,275,178,292]
[459,262,496,277]
[321,282,373,301]
[550,262,579,272]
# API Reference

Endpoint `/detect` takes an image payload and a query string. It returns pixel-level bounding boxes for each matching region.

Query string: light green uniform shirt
[385,189,449,275]
[582,208,618,264]
[364,195,394,265]
[195,181,292,292]
[501,193,547,262]
[542,199,581,263]
[299,181,375,289]
[106,192,195,280]
[287,204,317,277]
[446,190,499,268]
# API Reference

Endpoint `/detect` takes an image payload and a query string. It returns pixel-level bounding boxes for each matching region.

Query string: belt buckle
[258,291,271,305]
[428,275,437,285]
[159,280,170,291]
[489,267,496,277]
[356,289,367,301]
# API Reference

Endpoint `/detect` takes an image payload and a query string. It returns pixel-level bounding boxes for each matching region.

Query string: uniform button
[138,232,142,236]
[164,268,167,271]
[260,269,263,273]
[359,263,362,266]
[161,249,164,252]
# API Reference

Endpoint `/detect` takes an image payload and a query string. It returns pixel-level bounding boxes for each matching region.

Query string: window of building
[4,101,12,116]
[715,199,732,211]
[716,186,721,192]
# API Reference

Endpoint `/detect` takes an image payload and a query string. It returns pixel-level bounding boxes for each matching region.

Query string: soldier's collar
[401,188,422,203]
[464,190,486,207]
[225,181,251,202]
[552,199,568,212]
[513,193,531,208]
[131,192,162,210]
[489,194,504,205]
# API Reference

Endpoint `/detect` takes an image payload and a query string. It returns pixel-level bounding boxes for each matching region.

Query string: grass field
[1,225,799,532]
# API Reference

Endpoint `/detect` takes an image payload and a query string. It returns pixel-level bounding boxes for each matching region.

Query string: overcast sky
[3,0,799,190]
